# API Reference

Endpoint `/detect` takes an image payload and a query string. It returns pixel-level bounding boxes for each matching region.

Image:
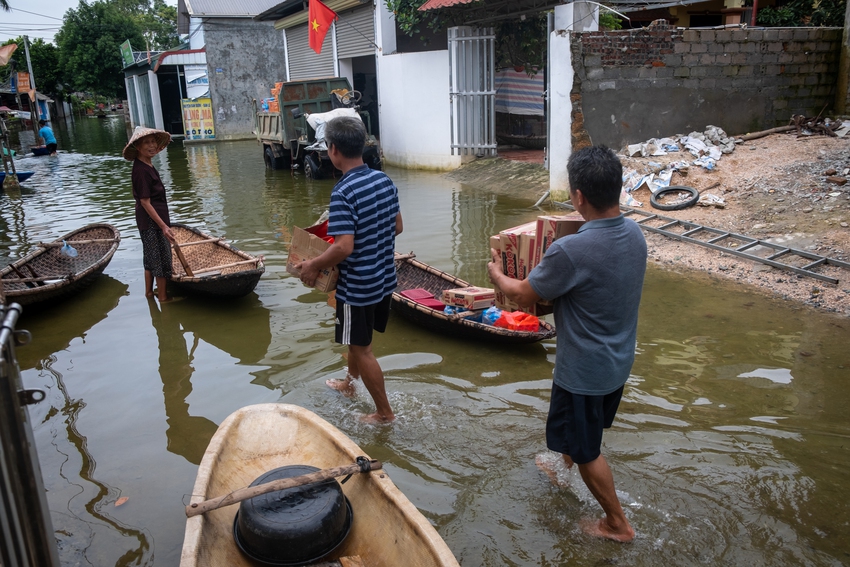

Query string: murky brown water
[3,117,850,566]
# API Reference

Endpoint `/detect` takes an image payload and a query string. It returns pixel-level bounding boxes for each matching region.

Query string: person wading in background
[296,116,403,424]
[488,145,647,542]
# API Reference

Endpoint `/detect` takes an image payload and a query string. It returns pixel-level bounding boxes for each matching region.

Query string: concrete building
[176,0,288,140]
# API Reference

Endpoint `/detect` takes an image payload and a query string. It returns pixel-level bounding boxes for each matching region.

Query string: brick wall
[571,21,843,150]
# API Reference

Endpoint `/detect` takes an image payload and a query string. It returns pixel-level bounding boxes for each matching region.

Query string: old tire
[650,185,700,211]
[264,146,288,170]
[304,155,322,180]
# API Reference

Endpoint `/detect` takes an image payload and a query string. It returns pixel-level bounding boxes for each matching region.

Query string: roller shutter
[287,24,334,80]
[336,6,375,59]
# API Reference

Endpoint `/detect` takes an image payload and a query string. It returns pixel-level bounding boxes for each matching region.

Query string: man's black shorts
[335,294,392,346]
[545,383,624,465]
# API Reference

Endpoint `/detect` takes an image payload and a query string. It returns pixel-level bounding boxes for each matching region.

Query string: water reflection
[146,299,218,465]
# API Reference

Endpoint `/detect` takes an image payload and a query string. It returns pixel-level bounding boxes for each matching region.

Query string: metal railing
[0,303,60,567]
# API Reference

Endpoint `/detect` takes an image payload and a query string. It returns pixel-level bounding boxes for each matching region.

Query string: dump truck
[253,77,382,180]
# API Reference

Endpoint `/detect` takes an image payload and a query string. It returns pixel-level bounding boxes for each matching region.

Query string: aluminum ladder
[621,207,850,284]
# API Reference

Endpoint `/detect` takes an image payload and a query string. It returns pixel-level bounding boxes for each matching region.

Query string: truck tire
[364,149,382,171]
[264,146,289,170]
[303,155,322,180]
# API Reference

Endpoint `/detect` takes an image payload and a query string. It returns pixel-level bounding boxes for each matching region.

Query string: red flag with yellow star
[309,0,338,54]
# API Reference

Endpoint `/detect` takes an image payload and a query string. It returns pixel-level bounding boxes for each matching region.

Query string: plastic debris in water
[60,240,78,258]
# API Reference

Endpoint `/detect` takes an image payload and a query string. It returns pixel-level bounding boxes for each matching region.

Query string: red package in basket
[494,311,539,332]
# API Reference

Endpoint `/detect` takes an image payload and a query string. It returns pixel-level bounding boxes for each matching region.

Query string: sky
[0,0,179,45]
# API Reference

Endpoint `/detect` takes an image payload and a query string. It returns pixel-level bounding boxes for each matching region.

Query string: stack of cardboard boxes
[492,214,585,315]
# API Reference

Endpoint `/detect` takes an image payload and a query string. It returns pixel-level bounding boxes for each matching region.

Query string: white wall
[188,17,205,50]
[377,51,461,171]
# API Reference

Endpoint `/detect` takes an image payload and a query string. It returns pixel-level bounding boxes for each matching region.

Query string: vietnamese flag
[309,0,338,54]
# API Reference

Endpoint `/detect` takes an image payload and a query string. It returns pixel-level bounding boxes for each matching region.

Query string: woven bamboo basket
[169,224,264,298]
[392,253,555,344]
[0,223,120,308]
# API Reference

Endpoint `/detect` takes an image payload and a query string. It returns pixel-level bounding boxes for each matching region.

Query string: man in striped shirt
[296,116,403,423]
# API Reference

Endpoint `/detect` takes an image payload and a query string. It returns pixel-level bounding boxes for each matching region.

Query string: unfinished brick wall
[570,21,843,150]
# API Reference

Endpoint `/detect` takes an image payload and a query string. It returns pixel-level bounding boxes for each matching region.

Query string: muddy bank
[444,135,850,317]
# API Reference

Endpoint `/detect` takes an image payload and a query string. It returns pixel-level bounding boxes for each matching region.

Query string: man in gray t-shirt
[488,146,646,543]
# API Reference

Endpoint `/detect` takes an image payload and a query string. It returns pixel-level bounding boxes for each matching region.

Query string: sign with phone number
[180,98,216,140]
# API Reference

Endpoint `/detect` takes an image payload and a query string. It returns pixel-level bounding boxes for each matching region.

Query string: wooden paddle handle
[172,243,194,277]
[185,459,382,518]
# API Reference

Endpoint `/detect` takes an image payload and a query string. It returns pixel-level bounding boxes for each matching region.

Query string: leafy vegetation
[599,12,623,30]
[0,38,61,97]
[756,0,847,27]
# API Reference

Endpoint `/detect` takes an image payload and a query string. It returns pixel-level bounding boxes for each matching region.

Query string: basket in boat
[393,253,555,344]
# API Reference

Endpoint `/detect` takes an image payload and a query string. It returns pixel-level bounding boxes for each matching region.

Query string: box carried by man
[286,223,339,292]
[442,286,496,311]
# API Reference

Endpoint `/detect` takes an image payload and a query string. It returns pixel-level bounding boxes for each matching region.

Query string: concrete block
[761,53,779,64]
[816,41,832,52]
[748,30,764,41]
[783,42,801,52]
[773,99,788,109]
[700,78,716,89]
[683,29,699,42]
[663,54,683,67]
[683,54,701,66]
[715,30,732,43]
[700,54,715,65]
[797,87,811,97]
[738,65,755,76]
[691,42,708,53]
[792,29,809,41]
[731,30,748,42]
[674,42,689,54]
[723,65,739,76]
[584,54,603,67]
[599,80,617,90]
[682,77,700,89]
[587,67,605,80]
[699,30,716,42]
[804,75,818,86]
[724,42,740,53]
[778,52,794,63]
[793,54,810,64]
[709,43,725,54]
[732,54,750,65]
[674,67,690,77]
[767,42,783,52]
[740,42,756,53]
[777,29,793,41]
[691,66,708,77]
[656,67,676,78]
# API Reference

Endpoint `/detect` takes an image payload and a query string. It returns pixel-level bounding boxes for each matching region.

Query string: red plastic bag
[306,219,335,243]
[494,311,539,332]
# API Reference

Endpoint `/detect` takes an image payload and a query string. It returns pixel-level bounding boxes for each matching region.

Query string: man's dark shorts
[335,294,392,346]
[545,383,624,465]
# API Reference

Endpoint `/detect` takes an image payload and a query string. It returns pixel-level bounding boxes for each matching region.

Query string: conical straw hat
[123,126,171,161]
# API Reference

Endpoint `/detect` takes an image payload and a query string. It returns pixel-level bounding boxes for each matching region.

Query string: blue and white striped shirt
[328,165,399,306]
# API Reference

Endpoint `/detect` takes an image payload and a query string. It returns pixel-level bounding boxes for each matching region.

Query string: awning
[418,0,478,10]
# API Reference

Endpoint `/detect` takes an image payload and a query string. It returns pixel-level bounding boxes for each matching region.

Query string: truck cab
[253,77,382,179]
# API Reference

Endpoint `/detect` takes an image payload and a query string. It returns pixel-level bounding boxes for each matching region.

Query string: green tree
[55,1,145,98]
[756,0,846,26]
[0,38,60,96]
[0,0,8,11]
[111,0,180,50]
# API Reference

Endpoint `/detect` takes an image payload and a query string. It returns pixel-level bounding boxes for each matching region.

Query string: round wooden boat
[180,403,460,567]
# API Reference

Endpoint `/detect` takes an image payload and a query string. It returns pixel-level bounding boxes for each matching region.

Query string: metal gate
[448,26,497,157]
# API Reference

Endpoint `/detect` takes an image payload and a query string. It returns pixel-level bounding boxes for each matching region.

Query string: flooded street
[3,116,850,566]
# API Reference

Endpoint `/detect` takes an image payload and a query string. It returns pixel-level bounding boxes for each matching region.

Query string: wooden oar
[177,237,223,248]
[172,243,194,277]
[185,459,382,518]
[37,238,119,248]
[189,258,260,277]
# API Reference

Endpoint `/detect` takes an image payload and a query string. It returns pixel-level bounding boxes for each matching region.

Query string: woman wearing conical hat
[123,126,176,302]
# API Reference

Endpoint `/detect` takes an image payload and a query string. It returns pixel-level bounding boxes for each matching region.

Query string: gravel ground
[449,132,850,317]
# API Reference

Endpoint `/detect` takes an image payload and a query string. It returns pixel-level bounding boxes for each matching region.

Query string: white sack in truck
[306,108,362,144]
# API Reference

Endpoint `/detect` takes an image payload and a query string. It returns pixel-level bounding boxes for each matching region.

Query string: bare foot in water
[358,412,395,425]
[326,379,356,398]
[580,517,635,543]
[535,454,572,488]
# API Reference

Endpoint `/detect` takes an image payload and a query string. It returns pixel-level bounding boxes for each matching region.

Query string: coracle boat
[0,171,35,183]
[180,403,460,567]
[0,223,120,307]
[393,253,556,344]
[169,224,264,298]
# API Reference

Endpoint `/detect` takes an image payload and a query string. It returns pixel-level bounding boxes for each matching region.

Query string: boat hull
[180,403,459,567]
[0,223,120,308]
[169,224,263,298]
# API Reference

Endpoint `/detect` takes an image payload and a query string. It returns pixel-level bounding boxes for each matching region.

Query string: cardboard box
[494,283,554,317]
[535,215,585,265]
[286,226,339,292]
[518,231,536,280]
[442,286,496,311]
[499,221,537,279]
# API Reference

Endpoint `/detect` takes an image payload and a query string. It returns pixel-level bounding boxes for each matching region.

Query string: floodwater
[3,116,850,566]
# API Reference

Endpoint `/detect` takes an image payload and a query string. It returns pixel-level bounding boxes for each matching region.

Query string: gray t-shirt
[528,215,647,395]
